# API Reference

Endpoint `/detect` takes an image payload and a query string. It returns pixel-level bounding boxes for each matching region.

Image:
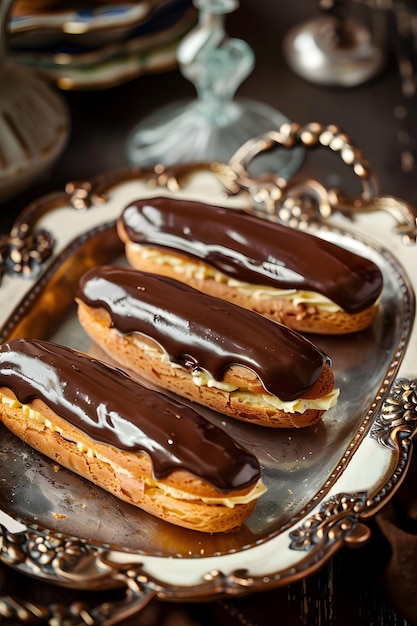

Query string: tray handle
[228,122,417,245]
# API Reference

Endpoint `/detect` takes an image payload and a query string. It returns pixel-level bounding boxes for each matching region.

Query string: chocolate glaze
[120,197,383,314]
[77,266,330,401]
[0,338,260,492]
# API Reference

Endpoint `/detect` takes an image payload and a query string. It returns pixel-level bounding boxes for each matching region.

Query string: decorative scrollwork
[371,378,417,449]
[290,382,417,555]
[0,229,55,282]
[0,524,156,625]
[289,491,369,551]
[0,179,113,286]
[0,583,155,626]
[64,181,108,211]
[0,595,50,624]
[0,524,95,577]
[0,208,56,284]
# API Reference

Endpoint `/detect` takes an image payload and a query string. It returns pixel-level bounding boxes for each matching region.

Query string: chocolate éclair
[0,338,265,533]
[117,196,383,334]
[76,266,339,428]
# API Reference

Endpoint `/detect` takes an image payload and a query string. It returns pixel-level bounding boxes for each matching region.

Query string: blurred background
[2,0,416,230]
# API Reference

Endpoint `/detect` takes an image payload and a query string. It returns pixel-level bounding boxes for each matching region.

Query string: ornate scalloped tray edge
[0,124,417,625]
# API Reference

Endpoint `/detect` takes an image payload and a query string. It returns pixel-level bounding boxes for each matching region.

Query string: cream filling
[0,392,265,507]
[130,335,339,413]
[132,245,342,313]
[242,389,340,413]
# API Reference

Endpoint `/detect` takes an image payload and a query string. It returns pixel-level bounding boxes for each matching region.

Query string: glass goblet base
[127,97,304,178]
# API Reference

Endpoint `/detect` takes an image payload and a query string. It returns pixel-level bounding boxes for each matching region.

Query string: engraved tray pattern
[0,124,416,624]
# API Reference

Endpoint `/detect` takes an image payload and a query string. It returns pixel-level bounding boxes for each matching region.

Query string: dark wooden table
[1,2,417,624]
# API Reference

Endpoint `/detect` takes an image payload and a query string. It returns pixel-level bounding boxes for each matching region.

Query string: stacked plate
[9,0,196,89]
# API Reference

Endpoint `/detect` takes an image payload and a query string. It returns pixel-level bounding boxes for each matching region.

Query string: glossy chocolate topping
[77,266,330,400]
[0,338,260,492]
[120,197,383,314]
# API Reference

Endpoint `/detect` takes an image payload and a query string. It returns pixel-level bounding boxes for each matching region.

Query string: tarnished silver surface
[0,123,416,623]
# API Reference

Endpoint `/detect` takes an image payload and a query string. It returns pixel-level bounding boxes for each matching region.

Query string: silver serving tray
[0,124,416,624]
